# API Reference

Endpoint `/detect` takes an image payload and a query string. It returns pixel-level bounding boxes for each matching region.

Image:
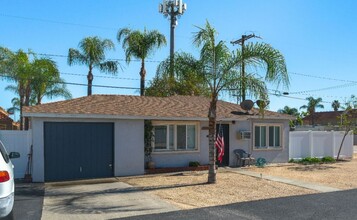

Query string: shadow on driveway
[117,189,357,220]
[12,182,44,220]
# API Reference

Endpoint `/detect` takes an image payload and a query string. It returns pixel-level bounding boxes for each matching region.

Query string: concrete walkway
[226,168,341,193]
[41,178,178,220]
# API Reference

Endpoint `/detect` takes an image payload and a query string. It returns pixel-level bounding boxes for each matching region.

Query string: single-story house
[23,95,293,182]
[302,110,357,126]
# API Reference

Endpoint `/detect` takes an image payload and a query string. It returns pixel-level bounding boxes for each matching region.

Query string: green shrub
[321,156,336,163]
[189,161,200,167]
[299,157,321,164]
[289,159,295,163]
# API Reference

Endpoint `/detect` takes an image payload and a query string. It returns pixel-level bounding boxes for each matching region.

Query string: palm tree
[331,100,340,112]
[31,58,72,105]
[193,21,236,183]
[192,21,289,183]
[68,36,118,96]
[278,106,301,128]
[0,48,31,130]
[278,106,299,116]
[235,42,289,101]
[300,97,324,126]
[117,28,166,96]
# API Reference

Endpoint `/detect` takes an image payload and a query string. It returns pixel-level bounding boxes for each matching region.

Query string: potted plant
[144,120,155,169]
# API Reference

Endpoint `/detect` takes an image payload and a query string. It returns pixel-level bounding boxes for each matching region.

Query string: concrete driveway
[41,178,178,220]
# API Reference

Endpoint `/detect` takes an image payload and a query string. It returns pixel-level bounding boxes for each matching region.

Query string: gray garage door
[44,122,114,181]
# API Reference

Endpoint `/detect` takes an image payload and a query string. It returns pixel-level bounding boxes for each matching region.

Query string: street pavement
[119,188,357,220]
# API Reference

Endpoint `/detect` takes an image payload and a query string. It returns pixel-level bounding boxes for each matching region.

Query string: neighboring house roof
[23,95,293,121]
[0,107,19,130]
[302,110,357,125]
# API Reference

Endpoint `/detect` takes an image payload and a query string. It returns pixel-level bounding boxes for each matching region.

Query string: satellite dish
[240,100,254,111]
[256,100,270,108]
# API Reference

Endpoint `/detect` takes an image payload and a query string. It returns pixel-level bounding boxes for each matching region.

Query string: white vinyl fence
[289,131,354,159]
[0,130,32,179]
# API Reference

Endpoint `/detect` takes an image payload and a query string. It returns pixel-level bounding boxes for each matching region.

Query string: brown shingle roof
[23,95,292,120]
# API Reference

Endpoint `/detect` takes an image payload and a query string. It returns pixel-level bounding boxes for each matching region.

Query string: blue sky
[1,0,357,118]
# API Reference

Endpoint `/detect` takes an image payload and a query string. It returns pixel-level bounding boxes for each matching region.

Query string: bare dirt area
[120,171,316,210]
[246,154,357,190]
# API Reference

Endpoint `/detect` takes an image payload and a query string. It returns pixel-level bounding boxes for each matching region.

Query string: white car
[0,141,19,218]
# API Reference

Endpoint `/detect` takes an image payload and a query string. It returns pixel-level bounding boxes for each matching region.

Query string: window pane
[275,126,280,147]
[154,126,167,150]
[187,125,196,150]
[261,126,266,147]
[255,126,260,147]
[177,125,186,150]
[269,126,274,146]
[169,125,174,150]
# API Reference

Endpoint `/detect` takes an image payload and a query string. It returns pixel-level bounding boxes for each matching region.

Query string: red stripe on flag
[215,130,225,163]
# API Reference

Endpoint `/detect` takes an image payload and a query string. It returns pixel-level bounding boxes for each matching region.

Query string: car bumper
[0,192,14,217]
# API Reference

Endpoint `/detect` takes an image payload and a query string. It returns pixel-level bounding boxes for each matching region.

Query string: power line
[0,74,140,90]
[0,13,116,31]
[60,72,140,81]
[289,72,356,83]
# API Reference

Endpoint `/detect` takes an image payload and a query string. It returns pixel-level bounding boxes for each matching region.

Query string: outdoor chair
[233,149,255,167]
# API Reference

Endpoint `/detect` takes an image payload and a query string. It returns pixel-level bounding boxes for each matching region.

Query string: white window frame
[253,123,283,150]
[152,121,199,153]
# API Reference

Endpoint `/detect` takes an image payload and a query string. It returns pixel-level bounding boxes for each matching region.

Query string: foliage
[144,120,154,162]
[117,28,166,96]
[278,106,301,128]
[331,100,340,112]
[336,107,356,160]
[300,97,324,126]
[189,161,201,167]
[190,21,288,183]
[289,156,336,164]
[146,52,210,97]
[343,95,357,109]
[321,156,336,163]
[1,47,71,129]
[68,36,118,96]
[232,42,289,101]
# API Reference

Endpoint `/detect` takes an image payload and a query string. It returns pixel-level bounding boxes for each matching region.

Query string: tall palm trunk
[19,95,24,130]
[36,94,42,105]
[24,82,32,130]
[207,94,217,183]
[140,59,146,96]
[87,66,93,96]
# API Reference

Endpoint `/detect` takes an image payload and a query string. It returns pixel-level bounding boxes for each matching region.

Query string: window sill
[152,150,200,154]
[253,147,283,151]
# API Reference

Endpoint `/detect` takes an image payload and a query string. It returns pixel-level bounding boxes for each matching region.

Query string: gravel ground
[121,154,357,210]
[121,171,316,210]
[246,154,357,190]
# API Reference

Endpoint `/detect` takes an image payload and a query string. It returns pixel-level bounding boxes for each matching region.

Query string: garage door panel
[44,122,114,181]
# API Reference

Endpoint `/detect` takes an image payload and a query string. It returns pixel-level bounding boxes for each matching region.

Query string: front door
[216,124,229,166]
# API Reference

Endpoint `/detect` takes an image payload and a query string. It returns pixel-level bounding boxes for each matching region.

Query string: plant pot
[147,161,155,169]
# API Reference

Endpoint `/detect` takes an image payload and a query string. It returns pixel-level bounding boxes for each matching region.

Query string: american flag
[215,125,224,163]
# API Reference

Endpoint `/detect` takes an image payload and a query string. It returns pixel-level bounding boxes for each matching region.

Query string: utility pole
[159,0,187,78]
[231,34,261,102]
